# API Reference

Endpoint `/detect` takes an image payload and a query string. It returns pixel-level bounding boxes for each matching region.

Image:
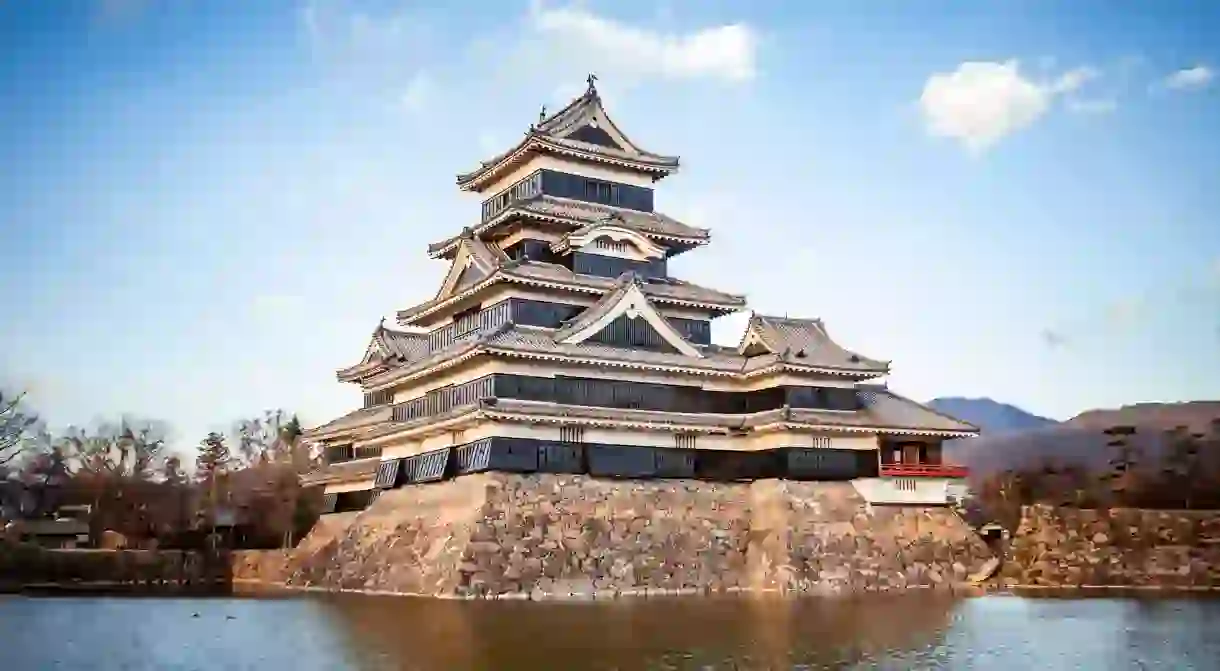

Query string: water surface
[2,593,1219,669]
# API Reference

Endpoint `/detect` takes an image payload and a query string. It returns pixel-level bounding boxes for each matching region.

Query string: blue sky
[1,0,1218,450]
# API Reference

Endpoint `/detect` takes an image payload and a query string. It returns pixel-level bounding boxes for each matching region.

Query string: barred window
[595,238,630,254]
[674,433,697,450]
[810,436,831,450]
[559,426,585,443]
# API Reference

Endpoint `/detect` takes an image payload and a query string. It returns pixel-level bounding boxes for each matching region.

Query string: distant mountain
[926,397,1058,434]
[941,399,1220,479]
[1065,401,1220,433]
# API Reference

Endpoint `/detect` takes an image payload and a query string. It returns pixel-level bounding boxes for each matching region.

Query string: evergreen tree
[195,432,232,483]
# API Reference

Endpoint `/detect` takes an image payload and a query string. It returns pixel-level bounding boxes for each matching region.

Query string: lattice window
[894,478,917,492]
[595,238,630,254]
[674,433,697,450]
[559,426,585,443]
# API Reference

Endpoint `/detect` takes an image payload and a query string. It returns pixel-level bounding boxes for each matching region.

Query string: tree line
[969,419,1220,530]
[1,390,322,549]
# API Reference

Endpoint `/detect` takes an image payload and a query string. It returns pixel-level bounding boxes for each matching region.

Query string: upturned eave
[455,135,679,193]
[395,270,745,326]
[427,206,708,260]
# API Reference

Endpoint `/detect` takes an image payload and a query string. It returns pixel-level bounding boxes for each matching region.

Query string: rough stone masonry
[231,475,993,599]
[1001,504,1220,589]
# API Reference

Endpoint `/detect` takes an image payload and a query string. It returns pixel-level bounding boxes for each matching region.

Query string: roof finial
[538,105,547,125]
[378,316,385,330]
[586,72,598,94]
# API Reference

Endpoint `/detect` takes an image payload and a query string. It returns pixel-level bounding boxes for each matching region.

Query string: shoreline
[6,578,1220,600]
[8,581,1220,600]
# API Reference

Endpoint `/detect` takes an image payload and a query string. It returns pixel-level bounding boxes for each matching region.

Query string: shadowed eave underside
[427,196,710,260]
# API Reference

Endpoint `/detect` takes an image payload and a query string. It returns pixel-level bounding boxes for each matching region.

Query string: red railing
[880,463,970,478]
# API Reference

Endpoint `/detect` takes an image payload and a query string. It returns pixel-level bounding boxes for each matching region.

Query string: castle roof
[737,314,889,375]
[552,272,703,357]
[455,77,680,192]
[427,195,709,259]
[300,456,379,487]
[336,322,429,383]
[396,261,746,324]
[358,321,888,396]
[305,405,394,440]
[336,385,978,451]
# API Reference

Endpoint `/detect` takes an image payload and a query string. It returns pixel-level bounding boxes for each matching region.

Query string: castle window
[595,238,630,254]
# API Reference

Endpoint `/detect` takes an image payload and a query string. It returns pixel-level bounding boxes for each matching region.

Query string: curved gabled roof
[456,78,680,192]
[336,321,428,383]
[737,314,890,375]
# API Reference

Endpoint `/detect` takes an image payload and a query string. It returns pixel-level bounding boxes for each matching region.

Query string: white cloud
[1164,65,1214,91]
[919,60,1103,152]
[919,61,1050,152]
[526,1,758,84]
[1050,66,1100,94]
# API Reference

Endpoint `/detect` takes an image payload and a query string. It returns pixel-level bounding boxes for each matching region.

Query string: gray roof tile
[506,261,745,308]
[300,457,380,486]
[456,82,679,187]
[522,196,708,241]
[395,263,744,323]
[427,195,708,258]
[741,314,889,374]
[852,387,979,433]
[304,406,393,438]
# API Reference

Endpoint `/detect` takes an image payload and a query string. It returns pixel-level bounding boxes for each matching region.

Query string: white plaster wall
[851,478,950,506]
[576,239,651,261]
[374,417,880,460]
[830,435,880,451]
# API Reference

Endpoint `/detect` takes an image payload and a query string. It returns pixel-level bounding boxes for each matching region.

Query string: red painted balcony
[880,463,970,478]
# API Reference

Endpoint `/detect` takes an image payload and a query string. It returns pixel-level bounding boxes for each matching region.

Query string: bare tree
[59,419,168,480]
[233,409,306,467]
[228,410,316,547]
[0,391,38,469]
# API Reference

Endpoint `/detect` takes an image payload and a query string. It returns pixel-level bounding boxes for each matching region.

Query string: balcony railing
[880,463,969,478]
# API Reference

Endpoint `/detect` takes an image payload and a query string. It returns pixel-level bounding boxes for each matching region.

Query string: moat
[3,594,1219,669]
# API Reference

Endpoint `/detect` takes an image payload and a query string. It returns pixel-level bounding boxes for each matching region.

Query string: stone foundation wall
[233,474,991,598]
[1002,504,1220,588]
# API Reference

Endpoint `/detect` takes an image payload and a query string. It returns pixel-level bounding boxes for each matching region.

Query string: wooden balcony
[880,463,969,478]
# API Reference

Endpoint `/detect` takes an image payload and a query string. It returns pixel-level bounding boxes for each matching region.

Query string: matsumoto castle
[303,76,977,512]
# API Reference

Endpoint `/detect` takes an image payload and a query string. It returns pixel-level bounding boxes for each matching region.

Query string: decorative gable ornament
[556,276,703,358]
